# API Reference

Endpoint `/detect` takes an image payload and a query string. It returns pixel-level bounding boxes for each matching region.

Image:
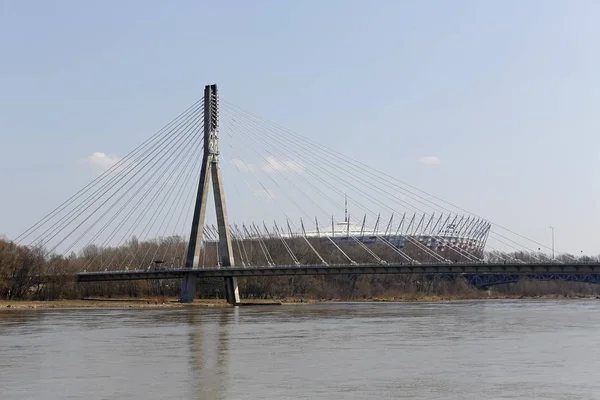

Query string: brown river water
[1,300,600,399]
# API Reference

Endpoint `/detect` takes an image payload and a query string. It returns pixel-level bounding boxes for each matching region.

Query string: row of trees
[1,236,599,300]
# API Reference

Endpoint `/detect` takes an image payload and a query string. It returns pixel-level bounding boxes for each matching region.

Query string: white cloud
[261,156,305,173]
[84,152,121,175]
[419,156,441,165]
[231,157,304,174]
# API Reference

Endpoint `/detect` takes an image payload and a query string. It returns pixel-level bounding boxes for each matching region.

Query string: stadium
[200,211,492,264]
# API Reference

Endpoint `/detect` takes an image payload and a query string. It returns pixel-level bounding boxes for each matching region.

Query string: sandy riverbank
[1,293,598,310]
[0,298,236,310]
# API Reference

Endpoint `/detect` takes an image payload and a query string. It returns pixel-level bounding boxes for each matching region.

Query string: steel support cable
[221,102,530,258]
[272,221,300,265]
[164,155,203,267]
[49,115,203,257]
[224,115,372,265]
[175,166,204,268]
[138,135,205,269]
[483,235,528,263]
[273,221,301,264]
[229,225,248,266]
[149,156,203,268]
[101,143,200,272]
[242,224,267,264]
[257,223,277,265]
[26,103,204,250]
[14,99,204,245]
[222,118,314,222]
[223,121,325,265]
[223,121,330,265]
[234,224,252,266]
[227,117,490,266]
[222,110,448,263]
[221,101,564,260]
[69,126,203,268]
[85,140,204,271]
[376,236,413,263]
[227,178,254,266]
[223,125,343,217]
[34,125,189,253]
[300,233,328,265]
[223,106,484,262]
[225,114,418,260]
[61,117,203,260]
[325,237,357,265]
[158,148,204,266]
[350,236,385,264]
[222,115,331,220]
[222,224,242,266]
[117,127,204,270]
[222,107,458,261]
[223,107,514,263]
[77,134,203,263]
[227,161,292,261]
[248,223,275,266]
[224,111,358,238]
[115,139,199,271]
[32,107,203,250]
[234,225,250,265]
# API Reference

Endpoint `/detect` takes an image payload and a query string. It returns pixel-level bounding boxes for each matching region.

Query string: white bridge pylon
[181,84,239,305]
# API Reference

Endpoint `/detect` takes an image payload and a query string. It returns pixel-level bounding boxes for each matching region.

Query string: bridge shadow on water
[186,309,236,400]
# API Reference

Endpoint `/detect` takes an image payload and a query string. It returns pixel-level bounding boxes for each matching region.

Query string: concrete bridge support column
[180,273,197,303]
[224,277,240,305]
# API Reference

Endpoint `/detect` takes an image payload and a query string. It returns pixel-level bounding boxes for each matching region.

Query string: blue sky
[1,0,600,255]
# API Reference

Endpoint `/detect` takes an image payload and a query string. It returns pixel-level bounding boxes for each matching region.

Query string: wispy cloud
[253,188,276,201]
[231,156,305,174]
[84,152,121,175]
[261,156,304,173]
[419,156,441,165]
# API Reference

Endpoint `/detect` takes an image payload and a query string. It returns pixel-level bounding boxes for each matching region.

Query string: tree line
[1,236,598,301]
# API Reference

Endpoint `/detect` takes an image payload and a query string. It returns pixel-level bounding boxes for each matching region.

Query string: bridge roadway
[76,261,600,282]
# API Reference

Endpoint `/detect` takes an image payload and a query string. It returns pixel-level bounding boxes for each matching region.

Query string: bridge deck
[76,262,600,282]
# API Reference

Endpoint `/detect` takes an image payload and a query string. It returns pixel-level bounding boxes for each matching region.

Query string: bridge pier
[180,273,239,305]
[180,273,197,303]
[224,277,240,305]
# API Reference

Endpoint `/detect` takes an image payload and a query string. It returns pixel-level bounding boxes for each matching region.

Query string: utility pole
[180,84,240,305]
[550,226,555,260]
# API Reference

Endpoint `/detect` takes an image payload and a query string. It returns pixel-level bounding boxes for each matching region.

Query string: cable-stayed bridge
[11,84,600,305]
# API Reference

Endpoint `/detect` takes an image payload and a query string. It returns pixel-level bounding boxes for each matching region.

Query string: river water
[2,300,600,399]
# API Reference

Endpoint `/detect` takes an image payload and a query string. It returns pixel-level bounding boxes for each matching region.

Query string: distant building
[201,212,491,254]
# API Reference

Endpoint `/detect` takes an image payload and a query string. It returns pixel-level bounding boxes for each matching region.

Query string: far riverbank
[2,292,600,310]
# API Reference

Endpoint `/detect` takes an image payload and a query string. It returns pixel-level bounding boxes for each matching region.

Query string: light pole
[549,226,555,260]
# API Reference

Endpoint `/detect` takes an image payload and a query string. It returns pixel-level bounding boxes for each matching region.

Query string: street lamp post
[550,226,555,260]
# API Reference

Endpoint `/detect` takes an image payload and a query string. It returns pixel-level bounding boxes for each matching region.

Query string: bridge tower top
[204,84,219,158]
